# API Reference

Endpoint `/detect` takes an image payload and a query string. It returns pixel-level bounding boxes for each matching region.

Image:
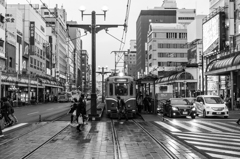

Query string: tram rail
[111,119,122,159]
[132,119,178,159]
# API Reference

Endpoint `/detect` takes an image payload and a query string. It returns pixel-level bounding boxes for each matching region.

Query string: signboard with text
[30,21,35,45]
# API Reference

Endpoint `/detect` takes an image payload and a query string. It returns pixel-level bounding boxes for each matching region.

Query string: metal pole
[16,72,18,107]
[202,53,204,95]
[0,69,2,100]
[230,71,234,110]
[185,70,186,97]
[28,74,30,104]
[102,67,104,103]
[91,11,97,117]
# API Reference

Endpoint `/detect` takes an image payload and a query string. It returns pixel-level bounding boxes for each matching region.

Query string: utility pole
[67,8,125,120]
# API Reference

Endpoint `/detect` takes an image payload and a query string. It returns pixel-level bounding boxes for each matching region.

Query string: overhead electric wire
[119,0,131,51]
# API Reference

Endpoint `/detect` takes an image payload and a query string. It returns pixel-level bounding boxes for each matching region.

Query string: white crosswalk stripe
[171,131,240,158]
[154,120,240,133]
[194,120,239,132]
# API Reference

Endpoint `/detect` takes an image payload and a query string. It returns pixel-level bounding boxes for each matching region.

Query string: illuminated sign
[115,78,128,82]
[29,21,35,45]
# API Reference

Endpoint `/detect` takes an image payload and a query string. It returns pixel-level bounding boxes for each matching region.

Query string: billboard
[203,14,219,53]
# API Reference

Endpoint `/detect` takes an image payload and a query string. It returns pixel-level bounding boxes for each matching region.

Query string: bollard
[39,115,42,122]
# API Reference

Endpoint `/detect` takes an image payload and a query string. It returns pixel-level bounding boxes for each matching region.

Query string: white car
[195,95,229,118]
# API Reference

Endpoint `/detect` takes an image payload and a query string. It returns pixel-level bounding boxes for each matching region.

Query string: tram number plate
[217,112,221,114]
[183,112,188,115]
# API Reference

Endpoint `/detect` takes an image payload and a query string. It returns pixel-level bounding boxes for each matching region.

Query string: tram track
[0,110,69,147]
[111,119,122,159]
[21,124,69,159]
[132,119,178,159]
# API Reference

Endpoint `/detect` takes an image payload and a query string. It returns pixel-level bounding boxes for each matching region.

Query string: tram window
[130,82,133,95]
[115,83,128,96]
[110,83,113,96]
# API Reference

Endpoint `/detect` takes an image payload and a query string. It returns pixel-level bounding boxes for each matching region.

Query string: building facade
[125,40,137,78]
[136,0,195,78]
[81,50,88,93]
[0,0,6,70]
[202,0,240,109]
[67,21,82,90]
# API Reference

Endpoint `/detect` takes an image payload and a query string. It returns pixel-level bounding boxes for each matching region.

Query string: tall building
[136,0,195,77]
[67,21,82,90]
[66,37,74,91]
[41,4,68,90]
[125,40,137,78]
[81,50,89,92]
[0,0,6,70]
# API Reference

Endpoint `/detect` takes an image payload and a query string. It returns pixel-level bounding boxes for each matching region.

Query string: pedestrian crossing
[172,132,240,159]
[154,120,240,158]
[154,120,240,133]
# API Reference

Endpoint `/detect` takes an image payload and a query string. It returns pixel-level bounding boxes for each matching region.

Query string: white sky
[6,0,209,80]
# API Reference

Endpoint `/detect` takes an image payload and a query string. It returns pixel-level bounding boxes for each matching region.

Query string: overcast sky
[6,0,209,80]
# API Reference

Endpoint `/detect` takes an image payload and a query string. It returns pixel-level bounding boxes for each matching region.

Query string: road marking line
[177,131,240,136]
[207,153,240,159]
[3,123,28,132]
[27,112,39,115]
[214,122,240,130]
[177,136,240,146]
[194,121,240,132]
[189,122,222,132]
[196,146,240,155]
[168,120,200,132]
[186,141,240,150]
[47,108,54,110]
[171,133,240,141]
[154,121,181,132]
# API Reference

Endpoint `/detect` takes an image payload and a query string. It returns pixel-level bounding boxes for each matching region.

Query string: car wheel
[224,116,228,119]
[203,110,207,118]
[191,116,195,119]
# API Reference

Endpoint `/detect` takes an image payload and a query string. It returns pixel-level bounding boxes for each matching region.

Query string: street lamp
[66,6,124,120]
[97,66,111,103]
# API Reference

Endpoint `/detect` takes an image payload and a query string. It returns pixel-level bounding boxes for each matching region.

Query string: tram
[105,73,137,118]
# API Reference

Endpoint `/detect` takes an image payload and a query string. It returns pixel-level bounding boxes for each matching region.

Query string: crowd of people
[136,92,152,114]
[0,97,18,137]
[0,97,18,126]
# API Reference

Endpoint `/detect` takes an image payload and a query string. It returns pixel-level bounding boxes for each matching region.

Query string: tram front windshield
[115,83,128,96]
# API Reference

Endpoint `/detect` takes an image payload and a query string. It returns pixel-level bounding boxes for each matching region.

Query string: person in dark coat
[1,97,13,126]
[143,95,151,113]
[76,94,86,131]
[68,98,78,124]
[116,95,128,122]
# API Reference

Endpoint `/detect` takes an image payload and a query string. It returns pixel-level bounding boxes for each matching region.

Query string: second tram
[105,74,137,118]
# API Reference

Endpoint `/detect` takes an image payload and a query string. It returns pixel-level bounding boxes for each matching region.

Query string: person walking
[1,97,13,126]
[137,94,143,113]
[143,95,151,113]
[68,98,78,124]
[76,94,86,131]
[116,95,128,122]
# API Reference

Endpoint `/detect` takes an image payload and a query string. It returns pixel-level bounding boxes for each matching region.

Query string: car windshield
[171,99,189,105]
[205,97,224,104]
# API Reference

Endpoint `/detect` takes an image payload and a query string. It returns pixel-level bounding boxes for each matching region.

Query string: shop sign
[29,21,35,45]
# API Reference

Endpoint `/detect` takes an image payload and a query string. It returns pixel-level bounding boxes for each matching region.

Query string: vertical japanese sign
[30,21,35,45]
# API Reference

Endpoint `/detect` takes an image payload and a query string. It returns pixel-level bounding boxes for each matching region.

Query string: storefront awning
[157,72,195,84]
[209,54,240,72]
